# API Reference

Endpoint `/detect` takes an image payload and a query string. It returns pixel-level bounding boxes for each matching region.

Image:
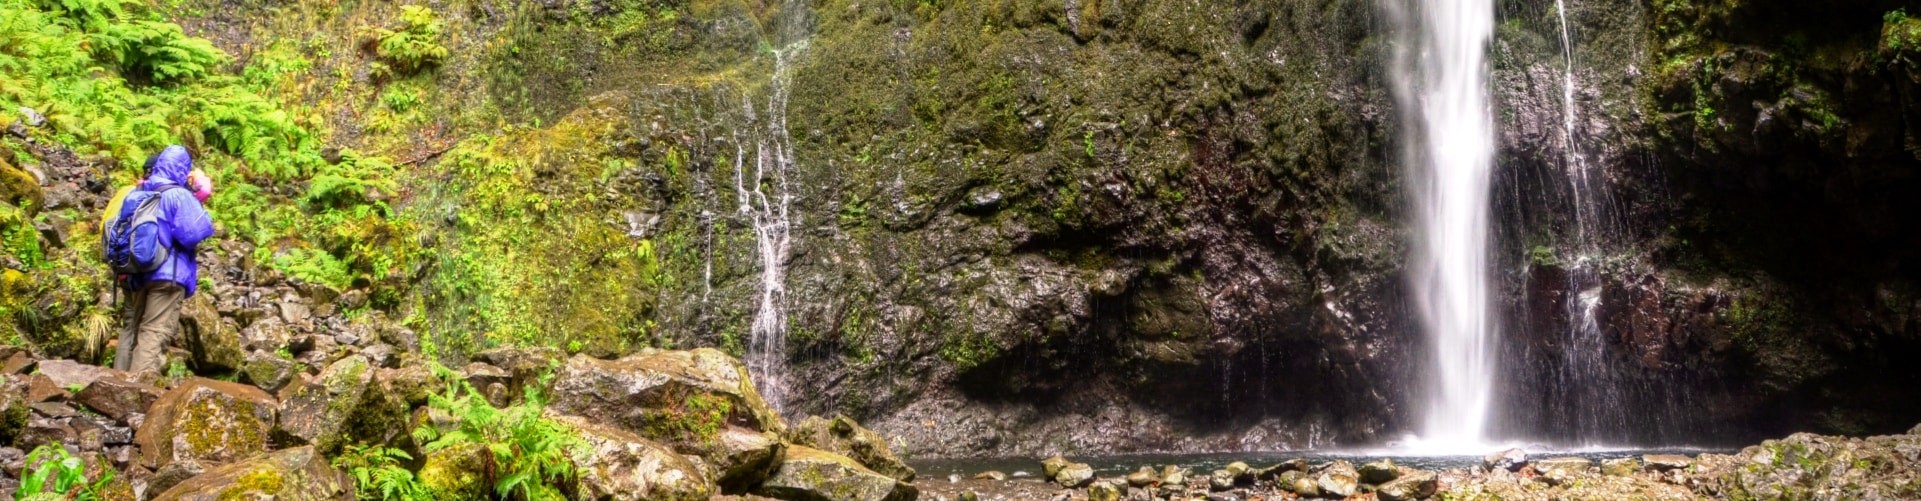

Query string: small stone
[29,402,76,418]
[17,107,45,127]
[957,491,980,501]
[1536,456,1592,474]
[1377,471,1438,501]
[333,332,360,346]
[1359,459,1400,484]
[1161,465,1187,486]
[1055,462,1095,488]
[1485,448,1528,471]
[1643,454,1693,471]
[972,470,1006,481]
[1601,457,1640,476]
[1258,458,1308,479]
[1089,480,1123,501]
[1042,455,1070,479]
[1126,466,1159,487]
[1208,469,1235,491]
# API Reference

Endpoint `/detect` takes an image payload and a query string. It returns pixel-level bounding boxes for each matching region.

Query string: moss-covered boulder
[550,413,714,501]
[754,445,917,501]
[788,414,915,482]
[178,295,246,372]
[548,348,789,490]
[135,378,276,468]
[549,349,783,435]
[417,441,489,499]
[273,354,371,453]
[148,446,352,500]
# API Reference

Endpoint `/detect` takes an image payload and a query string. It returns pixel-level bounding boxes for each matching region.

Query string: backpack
[102,185,186,276]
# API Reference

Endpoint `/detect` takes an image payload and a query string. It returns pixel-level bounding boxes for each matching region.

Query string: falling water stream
[1392,0,1498,451]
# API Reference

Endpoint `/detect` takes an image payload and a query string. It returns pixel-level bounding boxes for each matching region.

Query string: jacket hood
[145,145,192,187]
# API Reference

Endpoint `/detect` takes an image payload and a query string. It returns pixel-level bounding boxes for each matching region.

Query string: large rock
[417,441,489,500]
[72,375,162,424]
[547,349,787,489]
[547,349,784,436]
[753,445,917,501]
[178,295,245,372]
[274,355,372,453]
[135,378,277,468]
[149,446,352,500]
[1054,462,1095,488]
[788,414,916,482]
[238,350,298,393]
[33,359,117,389]
[551,413,713,501]
[1358,459,1400,484]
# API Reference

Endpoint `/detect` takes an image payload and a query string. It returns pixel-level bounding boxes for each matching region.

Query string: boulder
[1224,460,1250,480]
[973,470,1007,481]
[552,413,714,501]
[1089,479,1123,501]
[149,446,352,500]
[72,376,162,424]
[274,355,372,453]
[24,374,64,403]
[147,460,208,496]
[34,359,115,389]
[1642,454,1693,471]
[0,386,26,444]
[179,295,245,372]
[1,348,33,374]
[1484,448,1528,472]
[1358,459,1400,484]
[1055,461,1095,488]
[753,445,916,501]
[547,350,784,435]
[787,414,916,482]
[238,350,298,393]
[1314,461,1359,498]
[1376,470,1437,501]
[1160,465,1187,486]
[1281,471,1317,497]
[547,350,788,488]
[135,378,277,468]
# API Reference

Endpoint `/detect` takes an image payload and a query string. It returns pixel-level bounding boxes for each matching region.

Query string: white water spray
[737,42,809,416]
[1390,0,1498,450]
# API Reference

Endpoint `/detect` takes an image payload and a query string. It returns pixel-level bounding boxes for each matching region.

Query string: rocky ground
[916,427,1921,501]
[0,345,918,500]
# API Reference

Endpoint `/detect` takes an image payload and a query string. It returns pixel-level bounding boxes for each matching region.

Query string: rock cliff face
[2,0,1918,459]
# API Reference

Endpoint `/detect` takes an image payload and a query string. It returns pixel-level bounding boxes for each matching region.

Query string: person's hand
[187,169,213,203]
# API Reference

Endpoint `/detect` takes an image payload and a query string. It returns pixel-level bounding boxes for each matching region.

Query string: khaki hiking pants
[116,281,184,375]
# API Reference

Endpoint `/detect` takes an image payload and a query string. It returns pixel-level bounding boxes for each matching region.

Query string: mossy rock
[148,446,353,500]
[418,441,490,500]
[273,354,371,454]
[787,414,916,482]
[0,160,42,217]
[753,445,917,501]
[135,377,277,469]
[549,412,715,501]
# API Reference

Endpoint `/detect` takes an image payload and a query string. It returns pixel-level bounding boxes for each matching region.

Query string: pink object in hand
[187,169,213,203]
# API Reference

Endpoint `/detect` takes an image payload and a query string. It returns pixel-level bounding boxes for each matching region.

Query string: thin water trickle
[738,40,810,416]
[1390,0,1499,451]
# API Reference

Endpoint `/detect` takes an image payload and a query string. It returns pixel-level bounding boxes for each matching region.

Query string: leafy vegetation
[13,442,116,501]
[361,5,447,79]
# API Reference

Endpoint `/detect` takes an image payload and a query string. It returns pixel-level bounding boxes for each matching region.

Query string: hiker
[102,145,214,375]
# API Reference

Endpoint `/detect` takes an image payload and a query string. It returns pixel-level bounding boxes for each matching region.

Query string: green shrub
[333,445,431,501]
[90,19,228,83]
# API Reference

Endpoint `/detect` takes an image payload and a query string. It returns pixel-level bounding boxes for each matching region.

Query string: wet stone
[1485,448,1528,472]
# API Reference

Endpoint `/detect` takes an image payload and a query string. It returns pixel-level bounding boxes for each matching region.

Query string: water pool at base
[910,447,1735,479]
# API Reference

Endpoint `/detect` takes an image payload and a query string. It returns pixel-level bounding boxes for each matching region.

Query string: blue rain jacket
[126,145,214,297]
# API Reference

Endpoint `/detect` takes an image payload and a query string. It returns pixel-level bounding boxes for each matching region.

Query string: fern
[333,444,431,501]
[90,20,228,83]
[15,442,115,500]
[360,5,447,77]
[415,365,584,500]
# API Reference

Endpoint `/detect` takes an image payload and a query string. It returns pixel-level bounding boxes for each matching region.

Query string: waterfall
[737,35,810,416]
[1390,0,1499,450]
